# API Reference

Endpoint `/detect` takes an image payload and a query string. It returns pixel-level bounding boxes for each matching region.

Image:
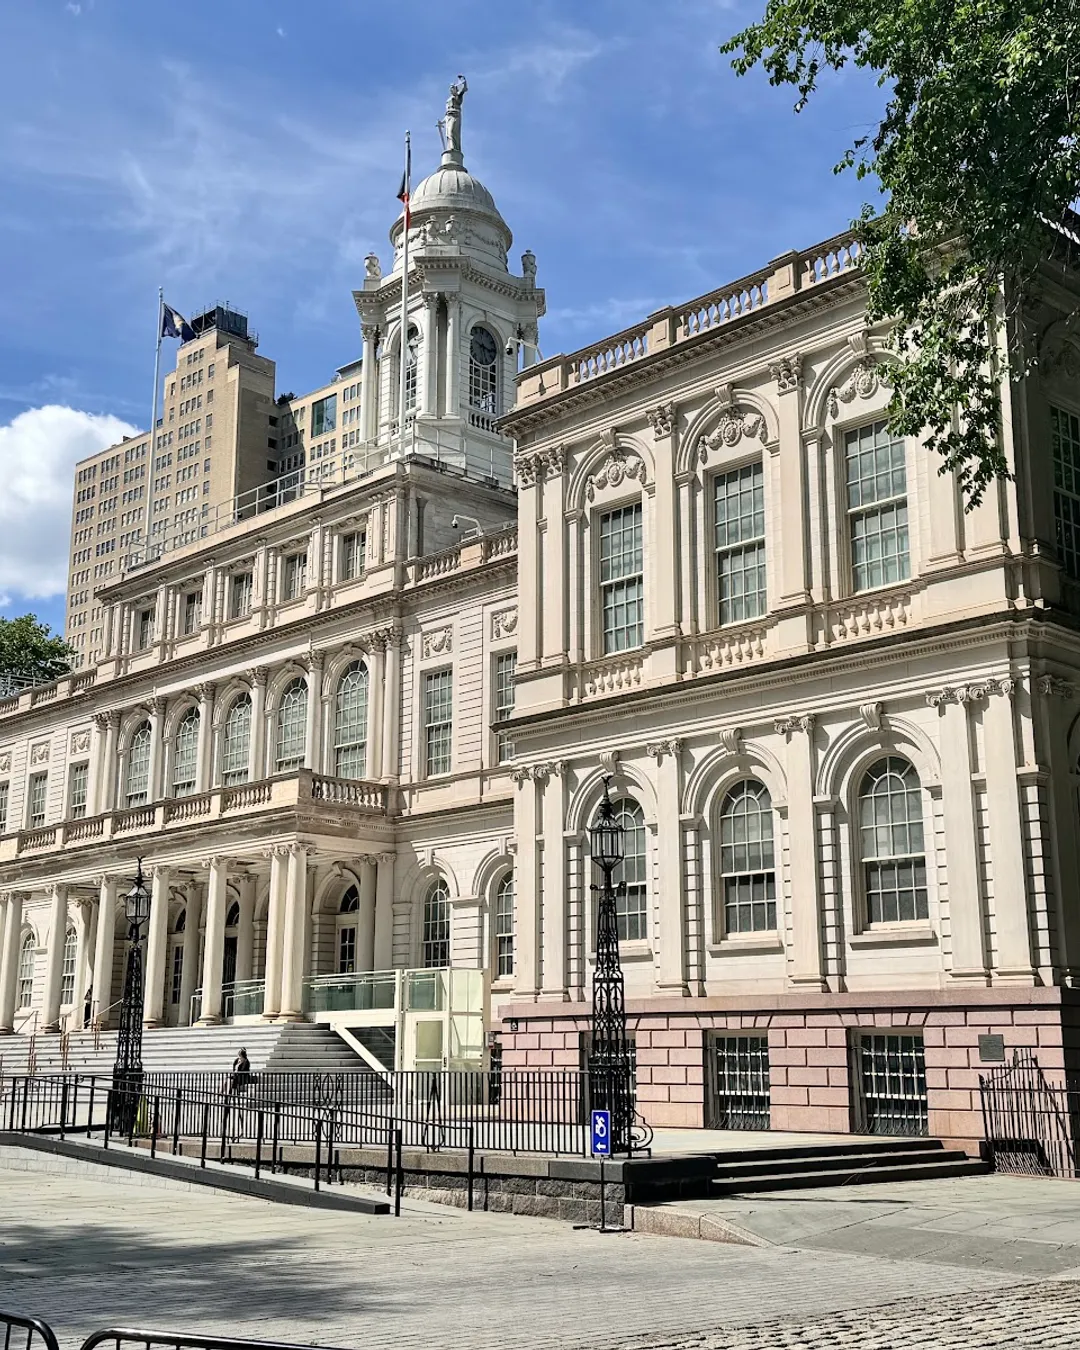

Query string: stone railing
[482,526,518,561]
[514,228,864,409]
[0,667,98,721]
[822,587,913,645]
[0,768,388,862]
[578,653,646,700]
[686,623,771,676]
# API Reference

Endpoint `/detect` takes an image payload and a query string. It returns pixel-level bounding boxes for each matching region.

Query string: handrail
[0,1310,61,1350]
[79,1330,327,1350]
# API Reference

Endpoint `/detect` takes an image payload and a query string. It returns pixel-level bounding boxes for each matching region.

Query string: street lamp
[588,777,633,1154]
[112,858,150,1134]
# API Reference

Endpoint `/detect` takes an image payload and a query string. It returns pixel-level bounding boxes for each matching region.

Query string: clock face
[471,327,498,367]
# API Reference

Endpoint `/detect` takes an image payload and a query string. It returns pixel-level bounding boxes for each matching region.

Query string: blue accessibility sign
[591,1108,611,1157]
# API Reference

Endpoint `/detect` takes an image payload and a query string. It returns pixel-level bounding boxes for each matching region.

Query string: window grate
[710,1035,771,1130]
[856,1032,928,1135]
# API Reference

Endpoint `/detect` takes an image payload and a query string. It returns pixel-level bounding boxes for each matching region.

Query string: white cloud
[0,405,137,602]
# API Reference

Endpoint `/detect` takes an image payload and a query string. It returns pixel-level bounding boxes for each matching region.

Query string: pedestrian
[83,989,92,1031]
[229,1046,252,1097]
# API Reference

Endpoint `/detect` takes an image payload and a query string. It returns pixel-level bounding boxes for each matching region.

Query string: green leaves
[724,0,1080,504]
[0,614,74,688]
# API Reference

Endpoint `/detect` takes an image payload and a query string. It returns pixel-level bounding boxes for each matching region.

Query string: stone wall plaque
[978,1034,1006,1064]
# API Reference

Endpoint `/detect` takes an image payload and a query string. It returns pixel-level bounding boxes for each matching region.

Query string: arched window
[595,799,647,942]
[859,757,927,923]
[719,781,776,934]
[338,885,359,974]
[220,693,252,785]
[174,909,186,934]
[60,923,78,1006]
[18,931,35,1009]
[125,721,152,806]
[225,902,240,928]
[494,872,514,978]
[469,326,499,415]
[334,662,369,778]
[172,707,200,797]
[422,880,450,968]
[398,324,420,415]
[275,678,308,771]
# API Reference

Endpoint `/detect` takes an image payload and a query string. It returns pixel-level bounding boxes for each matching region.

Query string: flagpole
[398,130,411,459]
[140,286,164,567]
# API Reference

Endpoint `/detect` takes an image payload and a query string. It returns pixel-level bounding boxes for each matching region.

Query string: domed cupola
[390,77,512,272]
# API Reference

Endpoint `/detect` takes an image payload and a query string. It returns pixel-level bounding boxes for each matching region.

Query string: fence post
[86,1077,95,1138]
[314,1118,322,1193]
[103,1090,111,1149]
[394,1126,403,1217]
[271,1102,281,1175]
[7,1076,16,1131]
[467,1124,475,1212]
[20,1077,29,1133]
[59,1078,69,1141]
[172,1088,181,1156]
[255,1109,264,1181]
[200,1102,209,1169]
[385,1122,394,1195]
[150,1096,160,1159]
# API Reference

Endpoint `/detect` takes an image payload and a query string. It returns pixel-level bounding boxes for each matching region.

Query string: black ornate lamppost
[111,859,150,1133]
[588,778,634,1155]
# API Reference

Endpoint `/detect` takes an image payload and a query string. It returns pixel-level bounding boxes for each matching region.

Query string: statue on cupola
[442,75,468,164]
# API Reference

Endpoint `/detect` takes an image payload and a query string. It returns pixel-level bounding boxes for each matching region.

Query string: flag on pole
[161,303,196,342]
[397,137,412,230]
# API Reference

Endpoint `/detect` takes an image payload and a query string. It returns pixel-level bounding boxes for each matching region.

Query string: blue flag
[162,302,196,342]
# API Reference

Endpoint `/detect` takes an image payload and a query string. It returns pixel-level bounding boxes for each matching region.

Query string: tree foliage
[0,614,74,690]
[722,0,1080,504]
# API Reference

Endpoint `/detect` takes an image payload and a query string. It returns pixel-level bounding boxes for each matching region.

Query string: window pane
[846,421,910,591]
[276,679,308,770]
[221,694,252,785]
[341,531,366,581]
[1052,405,1080,578]
[599,504,644,653]
[859,757,928,923]
[494,651,516,763]
[423,881,450,967]
[0,782,9,833]
[600,799,647,942]
[28,773,48,828]
[495,872,514,977]
[715,463,766,624]
[125,723,152,804]
[719,781,777,933]
[334,662,369,778]
[172,707,200,796]
[60,925,78,1006]
[18,933,34,1008]
[424,670,453,776]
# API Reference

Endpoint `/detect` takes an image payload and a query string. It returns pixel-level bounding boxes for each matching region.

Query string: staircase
[0,1023,374,1078]
[708,1138,989,1194]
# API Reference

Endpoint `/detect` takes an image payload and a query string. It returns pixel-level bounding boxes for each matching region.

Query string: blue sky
[0,0,884,637]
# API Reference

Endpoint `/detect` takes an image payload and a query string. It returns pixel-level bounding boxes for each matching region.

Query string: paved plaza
[4,1150,1080,1349]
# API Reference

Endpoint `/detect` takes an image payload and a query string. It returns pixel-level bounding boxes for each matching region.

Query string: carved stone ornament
[697,410,766,462]
[492,608,518,640]
[422,627,453,659]
[585,449,647,502]
[774,714,815,736]
[0,751,9,774]
[70,729,91,755]
[30,742,50,766]
[859,702,884,732]
[1039,319,1080,384]
[827,360,893,419]
[645,739,682,761]
[925,678,1017,708]
[513,445,564,487]
[718,728,743,755]
[645,402,675,440]
[769,354,802,394]
[598,750,620,775]
[1038,674,1077,700]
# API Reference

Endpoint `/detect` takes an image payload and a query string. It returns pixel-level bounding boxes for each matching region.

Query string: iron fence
[0,1313,340,1350]
[0,1309,60,1350]
[980,1050,1080,1177]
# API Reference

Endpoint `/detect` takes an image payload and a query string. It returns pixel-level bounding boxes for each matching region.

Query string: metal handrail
[79,1331,332,1350]
[0,1310,61,1350]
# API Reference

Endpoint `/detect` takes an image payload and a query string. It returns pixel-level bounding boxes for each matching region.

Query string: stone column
[88,714,107,817]
[360,323,379,443]
[0,890,27,1032]
[196,682,216,791]
[143,865,172,1027]
[304,655,323,771]
[100,711,120,813]
[984,681,1035,979]
[76,896,97,1019]
[236,874,256,983]
[771,357,811,609]
[381,629,402,784]
[444,296,460,418]
[249,668,268,782]
[91,877,118,1027]
[778,715,826,988]
[279,843,309,1020]
[41,884,69,1032]
[262,845,289,1019]
[422,292,439,417]
[146,696,166,803]
[513,770,540,997]
[541,471,567,664]
[540,764,569,999]
[373,852,395,970]
[197,857,228,1024]
[358,856,377,971]
[179,883,202,1026]
[930,692,988,981]
[651,741,689,993]
[367,643,385,779]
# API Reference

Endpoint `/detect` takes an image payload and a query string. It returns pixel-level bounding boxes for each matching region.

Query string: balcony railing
[0,769,388,861]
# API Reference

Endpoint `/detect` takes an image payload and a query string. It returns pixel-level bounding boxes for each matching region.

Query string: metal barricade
[79,1331,341,1350]
[0,1310,61,1350]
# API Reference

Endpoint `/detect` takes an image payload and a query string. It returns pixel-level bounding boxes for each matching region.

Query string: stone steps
[707,1138,990,1195]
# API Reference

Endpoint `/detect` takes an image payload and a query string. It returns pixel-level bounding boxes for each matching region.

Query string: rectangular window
[28,773,48,829]
[137,607,155,650]
[0,781,8,834]
[714,463,766,624]
[182,590,203,634]
[857,1032,928,1136]
[846,421,910,591]
[311,394,337,437]
[494,650,516,763]
[424,669,453,777]
[709,1034,771,1131]
[1052,405,1080,578]
[282,551,307,601]
[598,503,644,653]
[170,946,184,1006]
[229,572,253,619]
[340,531,366,581]
[68,762,89,820]
[338,925,357,975]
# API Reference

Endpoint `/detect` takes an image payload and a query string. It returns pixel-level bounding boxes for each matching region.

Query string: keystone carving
[769,354,802,394]
[859,702,884,732]
[827,360,893,419]
[697,410,766,461]
[645,403,675,440]
[718,728,743,755]
[645,739,682,761]
[585,449,647,501]
[422,627,453,658]
[774,714,815,736]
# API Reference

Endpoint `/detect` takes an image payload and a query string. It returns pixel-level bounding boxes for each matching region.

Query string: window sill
[491,978,515,992]
[849,923,937,947]
[588,941,653,962]
[709,934,784,956]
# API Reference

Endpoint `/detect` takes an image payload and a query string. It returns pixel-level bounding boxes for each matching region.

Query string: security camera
[451,515,461,529]
[505,340,516,357]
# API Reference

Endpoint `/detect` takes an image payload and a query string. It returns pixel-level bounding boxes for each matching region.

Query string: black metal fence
[980,1050,1080,1178]
[0,1309,60,1350]
[0,1311,336,1350]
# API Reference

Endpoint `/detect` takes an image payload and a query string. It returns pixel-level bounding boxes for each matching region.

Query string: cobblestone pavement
[1,1154,1078,1350]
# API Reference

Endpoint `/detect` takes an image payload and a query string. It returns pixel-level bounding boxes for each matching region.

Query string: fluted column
[91,877,118,1027]
[360,323,379,443]
[445,296,460,416]
[76,896,96,1019]
[249,668,268,781]
[101,711,120,813]
[196,682,216,791]
[421,292,439,417]
[381,628,402,784]
[179,882,202,1025]
[304,654,324,771]
[143,865,172,1027]
[279,843,309,1019]
[236,874,256,983]
[367,642,385,779]
[197,857,228,1024]
[88,714,107,817]
[146,697,166,802]
[41,884,69,1032]
[778,715,826,989]
[0,890,27,1032]
[651,741,689,994]
[374,851,395,970]
[357,856,377,971]
[262,845,289,1019]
